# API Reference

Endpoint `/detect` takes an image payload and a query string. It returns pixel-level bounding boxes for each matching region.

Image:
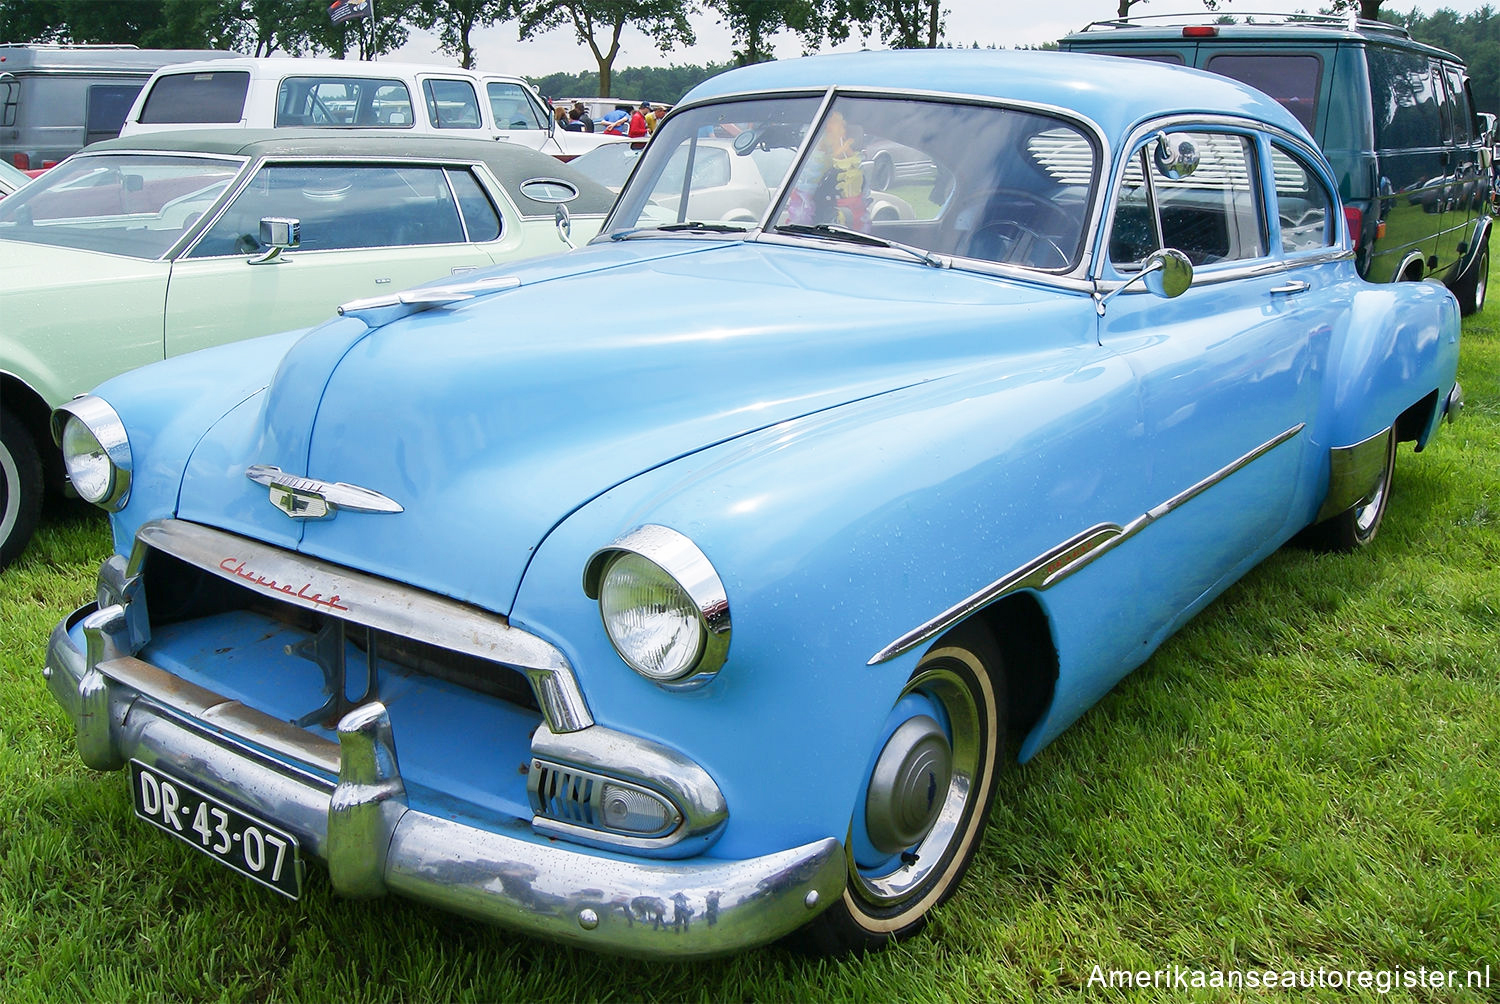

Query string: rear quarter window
[139,71,250,125]
[1368,49,1444,150]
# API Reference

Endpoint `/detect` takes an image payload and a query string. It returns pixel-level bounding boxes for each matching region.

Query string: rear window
[85,84,143,144]
[138,70,250,125]
[1205,54,1321,133]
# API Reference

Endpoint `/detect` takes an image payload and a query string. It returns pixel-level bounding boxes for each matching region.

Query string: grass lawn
[1,262,1496,1002]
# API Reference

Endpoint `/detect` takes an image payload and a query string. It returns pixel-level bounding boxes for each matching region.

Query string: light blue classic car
[43,50,1462,957]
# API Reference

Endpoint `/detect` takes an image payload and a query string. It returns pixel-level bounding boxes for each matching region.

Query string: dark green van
[1062,14,1492,313]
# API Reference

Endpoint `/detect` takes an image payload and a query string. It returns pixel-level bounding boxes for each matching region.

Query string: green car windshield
[0,154,242,259]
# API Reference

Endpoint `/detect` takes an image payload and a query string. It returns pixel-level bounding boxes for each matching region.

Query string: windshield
[0,154,243,258]
[606,93,1099,271]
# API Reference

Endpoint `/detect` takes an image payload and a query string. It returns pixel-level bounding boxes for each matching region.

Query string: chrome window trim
[131,519,593,732]
[1095,114,1343,284]
[870,423,1305,665]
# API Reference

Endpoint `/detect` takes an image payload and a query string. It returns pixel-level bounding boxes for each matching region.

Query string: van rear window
[85,84,144,144]
[1204,54,1321,132]
[139,71,250,124]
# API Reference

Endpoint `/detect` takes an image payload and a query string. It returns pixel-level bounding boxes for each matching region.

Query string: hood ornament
[246,465,404,520]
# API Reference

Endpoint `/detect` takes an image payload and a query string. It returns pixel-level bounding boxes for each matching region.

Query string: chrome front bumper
[44,604,845,957]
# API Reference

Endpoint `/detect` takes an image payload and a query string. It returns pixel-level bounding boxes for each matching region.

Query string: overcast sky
[391,1,1495,79]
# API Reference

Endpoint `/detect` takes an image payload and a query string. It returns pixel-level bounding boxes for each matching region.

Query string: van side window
[1441,64,1472,143]
[187,163,466,257]
[277,76,412,128]
[487,82,546,130]
[0,78,16,128]
[139,71,250,124]
[1270,146,1334,252]
[423,79,482,129]
[1109,131,1265,269]
[1205,54,1321,133]
[1369,51,1443,151]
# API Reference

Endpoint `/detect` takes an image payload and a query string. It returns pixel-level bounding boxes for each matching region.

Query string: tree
[513,1,693,97]
[823,0,943,49]
[411,0,509,67]
[1326,0,1382,19]
[705,0,823,65]
[0,0,218,47]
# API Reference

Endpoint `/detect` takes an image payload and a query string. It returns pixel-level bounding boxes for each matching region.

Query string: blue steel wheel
[791,623,1005,954]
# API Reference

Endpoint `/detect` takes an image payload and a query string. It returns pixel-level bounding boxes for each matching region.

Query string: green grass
[3,267,1498,1002]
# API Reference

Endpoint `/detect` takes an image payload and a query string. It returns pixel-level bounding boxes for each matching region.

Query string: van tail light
[10,152,27,170]
[1183,26,1218,37]
[1343,207,1363,247]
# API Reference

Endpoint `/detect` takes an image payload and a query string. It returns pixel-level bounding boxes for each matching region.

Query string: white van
[118,57,615,160]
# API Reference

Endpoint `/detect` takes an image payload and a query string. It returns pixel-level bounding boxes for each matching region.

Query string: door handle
[1270,280,1311,295]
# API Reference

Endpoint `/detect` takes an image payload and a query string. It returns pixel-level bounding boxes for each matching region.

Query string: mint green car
[0,129,612,568]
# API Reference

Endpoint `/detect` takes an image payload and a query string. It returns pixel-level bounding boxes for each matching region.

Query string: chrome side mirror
[1153,132,1200,181]
[249,217,300,264]
[1094,249,1194,316]
[520,178,581,249]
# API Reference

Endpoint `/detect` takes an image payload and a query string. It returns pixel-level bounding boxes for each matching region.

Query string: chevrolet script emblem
[246,465,403,520]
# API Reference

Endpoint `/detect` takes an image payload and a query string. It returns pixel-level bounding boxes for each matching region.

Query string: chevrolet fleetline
[43,51,1462,956]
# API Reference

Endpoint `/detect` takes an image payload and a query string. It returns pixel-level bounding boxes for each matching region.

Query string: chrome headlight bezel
[51,396,132,511]
[583,525,730,689]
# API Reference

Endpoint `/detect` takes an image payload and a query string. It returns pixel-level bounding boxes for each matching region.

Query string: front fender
[85,327,310,554]
[510,332,1147,860]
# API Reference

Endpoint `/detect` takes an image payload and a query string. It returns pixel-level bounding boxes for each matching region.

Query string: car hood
[178,239,1085,614]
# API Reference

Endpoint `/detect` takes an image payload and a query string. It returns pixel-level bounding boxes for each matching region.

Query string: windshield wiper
[609,221,750,240]
[772,222,946,268]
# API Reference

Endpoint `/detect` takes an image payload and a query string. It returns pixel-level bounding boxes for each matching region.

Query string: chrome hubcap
[864,715,952,855]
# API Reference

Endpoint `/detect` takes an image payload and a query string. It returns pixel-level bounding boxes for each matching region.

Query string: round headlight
[598,552,705,681]
[53,397,131,511]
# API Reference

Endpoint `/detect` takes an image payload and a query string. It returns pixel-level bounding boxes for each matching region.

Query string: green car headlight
[52,397,132,511]
[585,525,730,688]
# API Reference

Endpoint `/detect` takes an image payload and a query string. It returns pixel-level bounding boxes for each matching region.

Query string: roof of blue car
[679,48,1309,146]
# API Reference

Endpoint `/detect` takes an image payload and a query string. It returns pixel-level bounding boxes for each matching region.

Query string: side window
[138,71,250,125]
[0,78,16,127]
[1370,50,1443,151]
[1442,64,1473,144]
[277,77,414,128]
[187,163,465,257]
[1270,146,1334,252]
[447,168,502,242]
[487,82,546,130]
[423,79,481,130]
[1109,131,1264,269]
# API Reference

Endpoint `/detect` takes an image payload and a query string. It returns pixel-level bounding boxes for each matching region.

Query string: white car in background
[118,57,615,160]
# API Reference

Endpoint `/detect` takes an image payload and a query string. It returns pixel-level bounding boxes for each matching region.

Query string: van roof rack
[0,42,142,50]
[1072,11,1412,41]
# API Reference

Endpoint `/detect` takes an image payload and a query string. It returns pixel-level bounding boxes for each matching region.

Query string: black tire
[1300,429,1396,552]
[791,623,1005,954]
[0,408,44,570]
[1455,242,1488,316]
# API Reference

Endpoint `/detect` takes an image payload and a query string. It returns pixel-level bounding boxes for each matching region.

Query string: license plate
[129,760,303,899]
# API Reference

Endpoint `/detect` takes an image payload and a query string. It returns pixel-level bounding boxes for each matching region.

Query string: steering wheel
[944,187,1075,268]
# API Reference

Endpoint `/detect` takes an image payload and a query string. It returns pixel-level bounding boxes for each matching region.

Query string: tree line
[2,1,1498,113]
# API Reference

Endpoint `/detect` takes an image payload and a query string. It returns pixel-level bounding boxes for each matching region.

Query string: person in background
[570,102,595,133]
[601,104,630,135]
[628,102,649,138]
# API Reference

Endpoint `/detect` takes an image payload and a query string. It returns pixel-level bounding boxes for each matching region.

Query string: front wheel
[792,623,1005,954]
[0,408,44,570]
